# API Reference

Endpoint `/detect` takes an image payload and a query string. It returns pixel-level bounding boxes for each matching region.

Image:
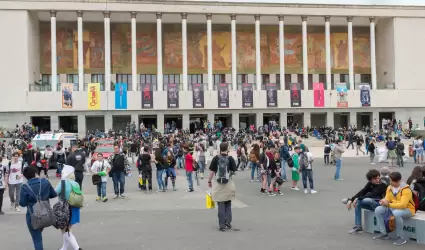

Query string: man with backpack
[396,138,405,167]
[66,146,87,190]
[386,137,397,167]
[207,142,237,232]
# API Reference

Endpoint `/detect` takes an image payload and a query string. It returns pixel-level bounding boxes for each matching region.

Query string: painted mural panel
[211,32,231,71]
[136,24,157,74]
[307,33,326,72]
[187,32,205,72]
[236,32,256,73]
[111,23,131,73]
[353,33,371,71]
[163,32,183,72]
[331,33,349,71]
[284,33,303,71]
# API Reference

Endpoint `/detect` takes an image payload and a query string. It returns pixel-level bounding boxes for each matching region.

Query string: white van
[32,132,78,154]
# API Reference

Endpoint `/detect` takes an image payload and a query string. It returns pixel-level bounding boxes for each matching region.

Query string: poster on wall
[242,83,253,108]
[167,83,179,108]
[313,82,325,108]
[359,84,371,107]
[266,83,278,107]
[192,83,204,108]
[336,83,348,108]
[290,82,301,107]
[61,83,73,109]
[114,83,128,110]
[142,81,153,109]
[217,83,229,108]
[87,83,100,110]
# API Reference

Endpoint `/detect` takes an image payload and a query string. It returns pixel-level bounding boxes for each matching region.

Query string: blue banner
[115,83,128,109]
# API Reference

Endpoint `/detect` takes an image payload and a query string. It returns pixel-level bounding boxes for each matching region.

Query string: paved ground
[1,146,424,249]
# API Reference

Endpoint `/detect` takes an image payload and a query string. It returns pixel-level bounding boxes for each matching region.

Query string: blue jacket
[280,145,291,161]
[19,178,57,215]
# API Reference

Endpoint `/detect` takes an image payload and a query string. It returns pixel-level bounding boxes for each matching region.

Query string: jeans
[370,152,375,163]
[354,198,378,227]
[347,141,354,149]
[198,162,205,173]
[27,214,43,250]
[375,206,413,237]
[186,171,193,190]
[280,159,287,180]
[56,163,63,175]
[0,189,4,211]
[217,201,232,229]
[250,162,258,181]
[301,169,314,189]
[156,169,165,190]
[8,183,22,207]
[112,172,125,195]
[335,158,342,179]
[177,157,183,169]
[142,171,153,190]
[96,182,107,197]
[324,155,329,164]
[396,153,404,167]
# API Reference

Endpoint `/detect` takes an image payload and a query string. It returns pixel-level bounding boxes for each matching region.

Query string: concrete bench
[363,209,425,244]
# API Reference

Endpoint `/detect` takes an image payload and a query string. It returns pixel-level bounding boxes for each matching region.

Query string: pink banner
[313,82,324,107]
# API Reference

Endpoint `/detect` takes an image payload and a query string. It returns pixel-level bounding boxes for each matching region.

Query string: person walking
[6,152,24,212]
[108,145,129,198]
[334,140,345,181]
[65,146,87,190]
[396,138,405,167]
[207,142,237,231]
[91,153,111,202]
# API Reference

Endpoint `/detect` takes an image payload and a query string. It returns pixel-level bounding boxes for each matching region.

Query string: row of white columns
[49,12,377,92]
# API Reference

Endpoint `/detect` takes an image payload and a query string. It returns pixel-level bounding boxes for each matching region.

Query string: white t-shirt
[306,152,313,170]
[91,160,111,183]
[7,161,24,185]
[0,165,6,189]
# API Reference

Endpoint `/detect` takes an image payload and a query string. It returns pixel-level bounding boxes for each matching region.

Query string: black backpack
[216,155,230,184]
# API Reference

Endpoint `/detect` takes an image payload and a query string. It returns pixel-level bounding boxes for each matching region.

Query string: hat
[61,165,75,180]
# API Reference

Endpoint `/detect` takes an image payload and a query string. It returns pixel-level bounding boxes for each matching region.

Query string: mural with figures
[40,23,371,74]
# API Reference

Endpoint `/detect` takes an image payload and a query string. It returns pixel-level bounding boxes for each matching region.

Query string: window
[89,74,105,91]
[65,74,79,91]
[307,74,313,90]
[163,74,181,91]
[260,74,270,90]
[297,74,304,90]
[319,74,336,90]
[237,74,248,90]
[360,74,371,84]
[113,74,132,91]
[213,74,225,90]
[41,74,59,84]
[339,74,350,90]
[139,74,157,91]
[284,74,291,90]
[189,74,204,90]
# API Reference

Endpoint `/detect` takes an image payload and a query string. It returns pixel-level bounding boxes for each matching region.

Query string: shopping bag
[383,208,396,233]
[139,176,144,186]
[205,191,215,209]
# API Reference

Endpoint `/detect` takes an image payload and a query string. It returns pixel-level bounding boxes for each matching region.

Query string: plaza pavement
[1,144,424,249]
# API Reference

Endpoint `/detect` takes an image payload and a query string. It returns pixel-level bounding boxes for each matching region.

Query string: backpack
[387,141,396,150]
[299,153,309,169]
[25,179,56,230]
[216,155,230,184]
[380,176,390,186]
[287,156,294,168]
[53,180,71,230]
[396,143,405,153]
[324,146,331,154]
[414,182,425,211]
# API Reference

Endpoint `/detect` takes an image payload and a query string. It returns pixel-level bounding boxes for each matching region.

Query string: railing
[29,84,52,92]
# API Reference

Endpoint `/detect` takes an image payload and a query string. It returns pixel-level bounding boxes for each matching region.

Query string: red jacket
[185,153,194,172]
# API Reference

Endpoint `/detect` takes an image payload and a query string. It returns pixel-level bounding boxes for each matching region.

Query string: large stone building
[0,0,423,134]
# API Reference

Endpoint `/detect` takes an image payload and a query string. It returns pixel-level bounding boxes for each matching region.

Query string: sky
[189,0,425,6]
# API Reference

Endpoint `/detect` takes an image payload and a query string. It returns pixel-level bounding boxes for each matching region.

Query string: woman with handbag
[55,165,84,250]
[91,153,111,202]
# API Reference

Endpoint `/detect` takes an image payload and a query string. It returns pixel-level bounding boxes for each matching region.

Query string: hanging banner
[266,83,278,107]
[141,81,153,109]
[290,82,301,107]
[217,83,229,108]
[87,83,100,110]
[167,83,179,108]
[359,84,371,107]
[313,82,325,107]
[336,83,348,108]
[61,83,73,109]
[114,83,128,110]
[192,83,204,108]
[242,83,253,108]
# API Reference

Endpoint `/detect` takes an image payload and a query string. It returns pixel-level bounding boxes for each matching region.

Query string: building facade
[0,0,424,134]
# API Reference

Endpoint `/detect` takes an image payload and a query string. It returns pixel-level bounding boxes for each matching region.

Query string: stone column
[350,111,357,128]
[183,113,190,130]
[131,114,139,129]
[370,17,377,90]
[231,14,237,91]
[327,112,334,128]
[51,11,57,92]
[77,11,84,91]
[256,112,264,128]
[131,12,137,91]
[255,15,261,90]
[325,16,332,90]
[157,13,163,91]
[77,115,86,136]
[207,14,213,90]
[279,15,285,90]
[51,116,59,131]
[302,16,308,90]
[347,17,354,90]
[104,11,111,91]
[182,13,188,91]
[303,112,311,127]
[157,113,165,133]
[280,112,288,129]
[105,114,113,131]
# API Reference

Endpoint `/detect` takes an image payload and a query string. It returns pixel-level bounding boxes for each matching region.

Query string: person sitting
[343,169,388,234]
[373,171,415,246]
[407,166,425,212]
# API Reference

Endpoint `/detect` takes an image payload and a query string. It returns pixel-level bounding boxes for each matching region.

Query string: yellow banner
[61,83,73,109]
[87,83,100,110]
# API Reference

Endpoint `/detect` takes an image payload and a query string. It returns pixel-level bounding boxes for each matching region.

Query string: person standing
[91,153,111,202]
[108,145,129,198]
[334,140,345,181]
[65,146,87,190]
[207,142,237,231]
[368,139,376,164]
[396,138,405,167]
[0,157,6,214]
[184,145,195,192]
[5,152,24,212]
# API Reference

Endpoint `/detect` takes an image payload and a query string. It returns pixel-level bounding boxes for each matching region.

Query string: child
[291,146,301,191]
[324,143,331,165]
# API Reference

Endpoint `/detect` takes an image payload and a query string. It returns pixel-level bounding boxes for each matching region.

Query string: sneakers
[291,187,300,191]
[277,190,284,196]
[341,198,349,204]
[186,189,194,193]
[96,196,101,201]
[335,178,344,181]
[10,202,14,210]
[268,191,276,196]
[373,233,389,240]
[304,189,308,194]
[225,223,232,229]
[260,189,267,194]
[113,195,119,199]
[349,226,363,234]
[0,211,4,215]
[173,187,177,191]
[393,237,407,246]
[15,207,21,212]
[120,194,126,198]
[102,197,108,202]
[311,190,317,194]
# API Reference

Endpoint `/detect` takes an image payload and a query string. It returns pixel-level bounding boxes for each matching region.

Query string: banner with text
[336,83,348,108]
[192,83,204,108]
[217,83,229,108]
[141,81,153,109]
[114,83,128,109]
[87,83,100,110]
[359,84,371,107]
[242,83,253,108]
[266,83,277,107]
[167,83,179,108]
[313,82,325,107]
[290,82,301,107]
[61,83,73,109]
